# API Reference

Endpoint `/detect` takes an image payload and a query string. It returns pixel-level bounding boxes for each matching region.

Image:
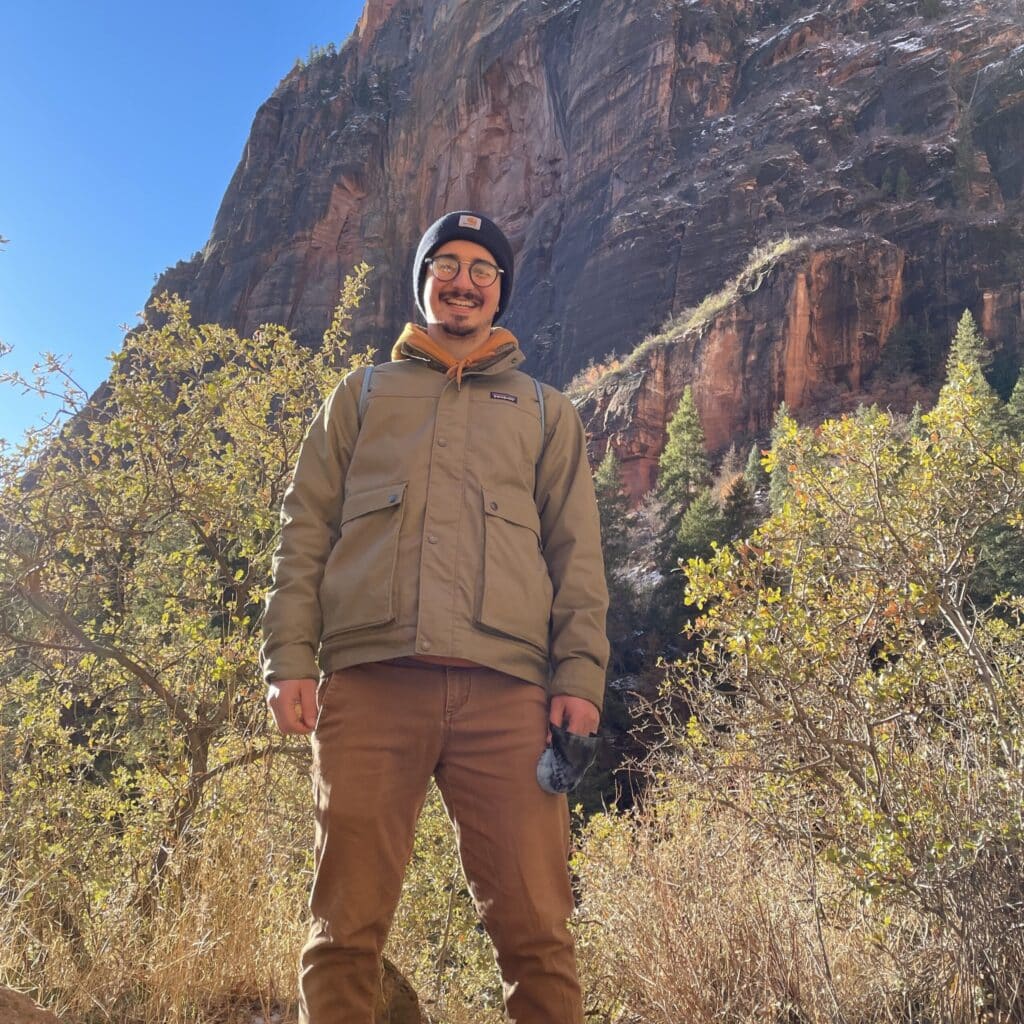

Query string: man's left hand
[548,693,600,740]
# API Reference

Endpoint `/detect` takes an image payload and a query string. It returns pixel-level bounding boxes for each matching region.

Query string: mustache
[440,288,482,306]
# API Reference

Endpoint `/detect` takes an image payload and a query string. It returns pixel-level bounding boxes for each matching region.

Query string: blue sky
[1,0,366,445]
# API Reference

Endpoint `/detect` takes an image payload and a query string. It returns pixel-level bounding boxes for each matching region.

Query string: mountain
[153,0,1024,493]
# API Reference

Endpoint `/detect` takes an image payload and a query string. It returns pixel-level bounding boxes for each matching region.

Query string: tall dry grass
[573,786,976,1024]
[1,759,311,1024]
[1,762,997,1023]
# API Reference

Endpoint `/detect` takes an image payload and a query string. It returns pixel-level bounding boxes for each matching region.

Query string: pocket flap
[341,482,407,526]
[481,486,541,538]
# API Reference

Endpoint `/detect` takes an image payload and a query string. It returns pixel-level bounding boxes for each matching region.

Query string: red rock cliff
[147,0,1023,469]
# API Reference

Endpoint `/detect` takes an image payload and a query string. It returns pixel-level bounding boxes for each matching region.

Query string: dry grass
[0,761,991,1024]
[573,785,973,1024]
[578,234,811,396]
[566,354,626,399]
[0,761,311,1024]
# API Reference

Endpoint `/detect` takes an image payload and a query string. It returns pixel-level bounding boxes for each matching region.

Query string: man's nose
[451,262,476,287]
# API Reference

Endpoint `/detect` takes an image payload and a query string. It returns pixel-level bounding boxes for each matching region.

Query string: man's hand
[548,693,600,740]
[267,678,318,735]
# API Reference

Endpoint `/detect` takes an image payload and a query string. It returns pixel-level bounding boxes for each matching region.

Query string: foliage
[1005,369,1024,437]
[947,307,993,379]
[0,266,372,1018]
[896,166,912,201]
[590,235,809,389]
[677,352,1024,1017]
[656,386,710,520]
[387,786,503,1023]
[593,449,643,677]
[674,488,727,565]
[767,400,792,512]
[291,40,338,72]
[574,787,940,1024]
[594,449,631,573]
[743,440,769,493]
[565,353,625,399]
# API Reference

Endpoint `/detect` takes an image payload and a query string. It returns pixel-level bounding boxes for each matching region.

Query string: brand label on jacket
[490,391,518,404]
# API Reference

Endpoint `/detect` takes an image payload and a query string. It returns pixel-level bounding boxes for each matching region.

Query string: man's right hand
[266,677,318,734]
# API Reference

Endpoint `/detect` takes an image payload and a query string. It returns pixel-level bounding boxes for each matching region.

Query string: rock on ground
[0,986,61,1024]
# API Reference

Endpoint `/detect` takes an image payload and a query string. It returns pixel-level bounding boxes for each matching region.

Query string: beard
[438,288,483,337]
[440,318,479,338]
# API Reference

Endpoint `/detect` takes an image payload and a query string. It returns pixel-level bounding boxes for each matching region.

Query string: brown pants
[299,661,583,1024]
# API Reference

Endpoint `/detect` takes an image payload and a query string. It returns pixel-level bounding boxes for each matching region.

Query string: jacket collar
[391,323,524,385]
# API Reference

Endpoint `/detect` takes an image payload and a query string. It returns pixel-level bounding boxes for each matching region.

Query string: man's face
[423,238,502,339]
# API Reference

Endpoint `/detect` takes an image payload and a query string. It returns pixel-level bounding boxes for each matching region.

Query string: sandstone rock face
[577,234,906,496]
[0,986,61,1024]
[150,0,1023,477]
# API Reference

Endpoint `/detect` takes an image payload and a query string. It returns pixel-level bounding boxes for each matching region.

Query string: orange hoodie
[391,323,519,387]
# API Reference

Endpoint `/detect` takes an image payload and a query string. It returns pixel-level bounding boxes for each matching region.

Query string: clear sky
[1,0,367,446]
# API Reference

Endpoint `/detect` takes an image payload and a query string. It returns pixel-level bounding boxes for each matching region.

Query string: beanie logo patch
[490,391,518,404]
[458,214,482,230]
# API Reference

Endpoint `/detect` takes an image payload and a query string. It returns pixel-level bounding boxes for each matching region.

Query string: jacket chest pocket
[319,482,407,637]
[476,486,553,653]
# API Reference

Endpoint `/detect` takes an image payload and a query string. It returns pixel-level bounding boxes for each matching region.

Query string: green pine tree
[908,401,924,438]
[744,442,770,492]
[657,387,711,513]
[675,488,728,565]
[1005,370,1024,440]
[946,309,992,375]
[768,402,794,513]
[594,448,631,574]
[720,474,757,541]
[896,166,912,201]
[941,310,1003,433]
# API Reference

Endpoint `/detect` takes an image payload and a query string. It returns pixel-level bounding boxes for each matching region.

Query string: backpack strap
[357,364,375,425]
[533,377,546,462]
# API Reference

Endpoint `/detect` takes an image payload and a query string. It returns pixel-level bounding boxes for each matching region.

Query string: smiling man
[262,210,609,1024]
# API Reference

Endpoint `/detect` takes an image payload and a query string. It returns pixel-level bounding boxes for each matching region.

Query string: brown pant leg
[299,664,445,1024]
[434,668,583,1024]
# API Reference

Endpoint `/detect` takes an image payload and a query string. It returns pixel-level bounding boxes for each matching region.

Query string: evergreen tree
[716,443,743,483]
[594,449,631,575]
[896,166,912,201]
[720,474,757,541]
[940,310,1002,433]
[946,309,992,376]
[657,386,710,514]
[656,387,711,567]
[593,449,639,672]
[744,442,769,492]
[907,401,924,439]
[768,401,794,513]
[1005,370,1024,439]
[675,488,728,565]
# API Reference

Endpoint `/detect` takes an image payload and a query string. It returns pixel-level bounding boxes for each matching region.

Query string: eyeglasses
[424,255,503,288]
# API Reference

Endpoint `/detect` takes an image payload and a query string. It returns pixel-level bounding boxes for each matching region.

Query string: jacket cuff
[261,642,319,685]
[550,660,606,713]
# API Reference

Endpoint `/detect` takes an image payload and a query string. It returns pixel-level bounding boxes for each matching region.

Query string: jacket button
[420,639,432,651]
[489,501,498,511]
[388,494,398,504]
[428,534,438,544]
[437,438,448,447]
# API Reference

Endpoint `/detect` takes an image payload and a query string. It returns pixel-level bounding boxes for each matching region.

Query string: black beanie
[413,211,514,323]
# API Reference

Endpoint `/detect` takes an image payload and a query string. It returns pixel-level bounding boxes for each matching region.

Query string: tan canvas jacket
[260,327,610,709]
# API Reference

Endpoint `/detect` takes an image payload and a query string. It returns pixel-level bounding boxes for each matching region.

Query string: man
[262,210,609,1024]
